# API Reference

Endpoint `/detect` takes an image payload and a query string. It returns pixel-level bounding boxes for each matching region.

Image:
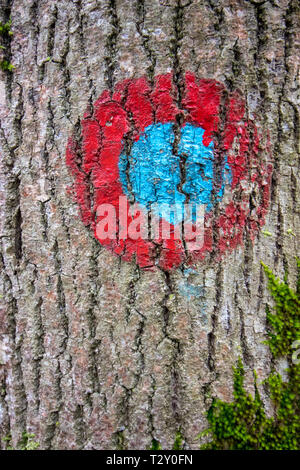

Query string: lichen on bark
[0,0,299,450]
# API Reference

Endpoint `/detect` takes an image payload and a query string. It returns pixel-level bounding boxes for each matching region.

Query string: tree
[0,0,299,450]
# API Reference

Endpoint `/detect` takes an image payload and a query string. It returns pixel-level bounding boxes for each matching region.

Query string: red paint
[151,73,179,123]
[183,73,224,146]
[126,77,153,137]
[66,72,273,271]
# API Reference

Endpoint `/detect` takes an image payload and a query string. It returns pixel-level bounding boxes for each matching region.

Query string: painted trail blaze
[66,72,273,271]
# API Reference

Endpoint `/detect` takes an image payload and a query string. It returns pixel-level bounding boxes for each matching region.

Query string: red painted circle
[66,72,273,271]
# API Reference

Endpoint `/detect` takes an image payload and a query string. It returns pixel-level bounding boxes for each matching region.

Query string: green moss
[2,433,13,450]
[2,431,39,450]
[149,431,184,450]
[0,18,14,72]
[0,18,12,36]
[150,439,162,450]
[201,258,300,450]
[115,430,125,450]
[172,430,183,450]
[0,59,14,72]
[19,432,40,450]
[262,259,300,357]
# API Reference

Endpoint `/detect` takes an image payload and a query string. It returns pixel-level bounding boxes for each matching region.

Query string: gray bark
[0,0,299,450]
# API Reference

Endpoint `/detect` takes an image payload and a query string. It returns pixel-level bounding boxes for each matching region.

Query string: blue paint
[179,278,206,299]
[178,268,205,298]
[178,268,207,323]
[119,123,232,225]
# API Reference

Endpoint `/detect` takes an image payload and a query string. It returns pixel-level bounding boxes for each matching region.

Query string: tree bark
[0,0,299,450]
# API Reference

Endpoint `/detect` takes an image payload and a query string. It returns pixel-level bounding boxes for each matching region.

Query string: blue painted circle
[119,123,232,225]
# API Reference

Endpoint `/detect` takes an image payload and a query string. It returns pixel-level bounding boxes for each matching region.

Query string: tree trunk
[0,0,299,450]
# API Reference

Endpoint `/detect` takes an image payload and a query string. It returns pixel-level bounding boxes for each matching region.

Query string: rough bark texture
[0,0,299,450]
